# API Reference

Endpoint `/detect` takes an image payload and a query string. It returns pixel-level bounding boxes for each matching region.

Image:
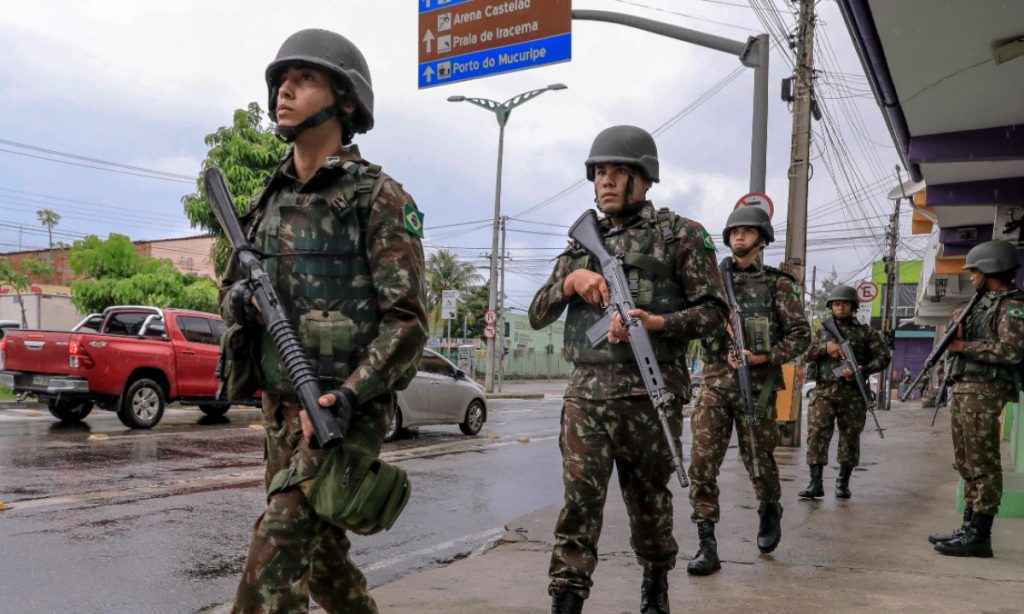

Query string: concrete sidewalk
[374,401,1024,613]
[486,379,569,400]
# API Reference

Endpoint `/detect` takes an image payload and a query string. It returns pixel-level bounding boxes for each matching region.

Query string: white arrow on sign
[423,29,434,53]
[422,66,434,83]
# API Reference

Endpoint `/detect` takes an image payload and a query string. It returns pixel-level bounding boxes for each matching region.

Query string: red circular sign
[484,310,497,324]
[734,192,775,219]
[483,324,496,339]
[855,281,879,303]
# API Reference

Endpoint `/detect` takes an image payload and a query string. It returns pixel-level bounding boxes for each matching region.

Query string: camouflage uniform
[224,145,428,613]
[688,260,809,523]
[529,201,727,599]
[804,317,889,468]
[948,288,1024,516]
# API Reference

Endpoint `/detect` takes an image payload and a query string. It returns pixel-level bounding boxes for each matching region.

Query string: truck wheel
[198,403,231,417]
[47,399,94,423]
[117,378,165,429]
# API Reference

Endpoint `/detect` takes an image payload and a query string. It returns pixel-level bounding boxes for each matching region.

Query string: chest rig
[952,289,1024,384]
[247,160,388,395]
[562,206,688,364]
[816,319,871,384]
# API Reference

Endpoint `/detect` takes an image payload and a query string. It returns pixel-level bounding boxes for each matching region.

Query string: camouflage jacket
[805,316,889,388]
[528,202,728,400]
[704,259,810,392]
[219,144,429,406]
[950,287,1024,400]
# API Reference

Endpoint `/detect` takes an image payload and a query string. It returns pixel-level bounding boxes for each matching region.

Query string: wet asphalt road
[0,397,570,613]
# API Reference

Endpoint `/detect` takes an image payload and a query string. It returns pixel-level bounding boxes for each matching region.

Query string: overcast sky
[0,0,926,314]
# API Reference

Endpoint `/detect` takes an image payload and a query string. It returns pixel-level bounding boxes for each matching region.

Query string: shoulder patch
[701,231,715,250]
[403,203,424,238]
[1008,305,1024,319]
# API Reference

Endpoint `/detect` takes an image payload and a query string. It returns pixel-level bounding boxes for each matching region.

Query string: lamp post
[447,83,567,393]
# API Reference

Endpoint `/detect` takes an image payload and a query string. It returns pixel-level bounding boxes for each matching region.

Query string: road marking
[362,526,505,573]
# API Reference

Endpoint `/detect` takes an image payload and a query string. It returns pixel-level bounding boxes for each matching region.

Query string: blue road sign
[418,32,571,88]
[419,0,476,12]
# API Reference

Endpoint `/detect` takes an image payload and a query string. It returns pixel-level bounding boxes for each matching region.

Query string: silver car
[386,348,487,442]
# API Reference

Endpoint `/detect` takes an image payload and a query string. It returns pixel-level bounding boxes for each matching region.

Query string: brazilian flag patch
[793,283,803,296]
[1008,305,1024,319]
[702,231,715,250]
[403,203,424,238]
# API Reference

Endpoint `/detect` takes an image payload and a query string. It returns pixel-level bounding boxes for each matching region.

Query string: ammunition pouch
[215,323,262,401]
[303,424,411,535]
[744,315,772,355]
[260,310,356,394]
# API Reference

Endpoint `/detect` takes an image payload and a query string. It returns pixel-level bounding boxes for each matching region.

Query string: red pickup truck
[0,306,230,428]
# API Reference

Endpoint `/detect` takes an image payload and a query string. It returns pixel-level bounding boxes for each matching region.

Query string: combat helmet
[723,206,774,246]
[585,125,660,183]
[266,29,374,142]
[826,285,859,307]
[962,240,1020,274]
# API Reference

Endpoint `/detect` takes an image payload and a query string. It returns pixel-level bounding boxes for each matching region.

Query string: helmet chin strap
[274,104,337,142]
[730,239,764,259]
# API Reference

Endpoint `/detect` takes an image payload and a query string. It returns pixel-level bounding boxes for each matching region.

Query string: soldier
[799,285,889,500]
[222,29,428,613]
[529,125,727,613]
[686,207,810,576]
[929,240,1024,558]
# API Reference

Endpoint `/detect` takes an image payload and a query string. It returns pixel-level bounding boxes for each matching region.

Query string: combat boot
[640,567,670,613]
[551,590,584,614]
[929,508,973,545]
[835,465,853,499]
[686,521,721,576]
[798,464,825,499]
[934,513,994,558]
[756,502,783,553]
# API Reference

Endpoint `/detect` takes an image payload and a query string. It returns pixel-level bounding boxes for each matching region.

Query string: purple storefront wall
[888,337,935,390]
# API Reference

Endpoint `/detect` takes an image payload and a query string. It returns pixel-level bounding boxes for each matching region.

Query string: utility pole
[878,195,901,411]
[779,0,818,448]
[497,216,508,391]
[809,265,817,324]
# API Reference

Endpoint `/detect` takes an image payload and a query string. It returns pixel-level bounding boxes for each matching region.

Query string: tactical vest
[250,161,388,395]
[562,206,689,364]
[951,289,1024,384]
[816,318,871,384]
[706,264,783,361]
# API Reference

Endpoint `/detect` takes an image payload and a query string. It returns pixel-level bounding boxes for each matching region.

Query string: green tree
[425,249,483,332]
[0,257,54,327]
[181,102,289,276]
[36,209,61,250]
[68,234,218,314]
[457,284,490,340]
[809,269,840,328]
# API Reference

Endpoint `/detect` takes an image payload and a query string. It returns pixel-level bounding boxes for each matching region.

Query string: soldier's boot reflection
[550,590,584,614]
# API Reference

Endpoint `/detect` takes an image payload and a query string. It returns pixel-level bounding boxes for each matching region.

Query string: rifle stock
[569,209,689,488]
[822,317,884,439]
[719,259,761,477]
[204,167,348,449]
[900,288,985,403]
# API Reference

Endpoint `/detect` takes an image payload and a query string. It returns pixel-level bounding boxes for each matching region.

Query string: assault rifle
[719,259,761,477]
[569,209,689,488]
[900,288,985,423]
[821,317,885,439]
[205,167,349,449]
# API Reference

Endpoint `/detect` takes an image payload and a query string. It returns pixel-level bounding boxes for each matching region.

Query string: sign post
[418,0,572,88]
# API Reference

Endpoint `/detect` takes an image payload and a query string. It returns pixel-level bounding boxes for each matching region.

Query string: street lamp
[447,83,567,393]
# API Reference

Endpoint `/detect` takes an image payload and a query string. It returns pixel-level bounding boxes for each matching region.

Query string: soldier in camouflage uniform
[929,240,1024,558]
[529,125,727,614]
[799,285,889,500]
[686,207,809,576]
[222,29,428,613]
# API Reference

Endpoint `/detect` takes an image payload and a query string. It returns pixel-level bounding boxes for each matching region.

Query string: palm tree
[36,209,61,250]
[425,249,483,333]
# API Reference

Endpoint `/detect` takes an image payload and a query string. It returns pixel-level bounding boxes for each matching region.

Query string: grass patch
[0,385,17,402]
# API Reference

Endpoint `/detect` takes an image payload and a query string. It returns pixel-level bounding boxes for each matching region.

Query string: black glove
[227,280,259,327]
[323,387,357,434]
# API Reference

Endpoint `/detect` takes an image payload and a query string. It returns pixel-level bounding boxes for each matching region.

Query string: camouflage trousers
[232,393,378,614]
[688,384,780,523]
[806,383,866,467]
[549,396,682,599]
[950,386,1004,515]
